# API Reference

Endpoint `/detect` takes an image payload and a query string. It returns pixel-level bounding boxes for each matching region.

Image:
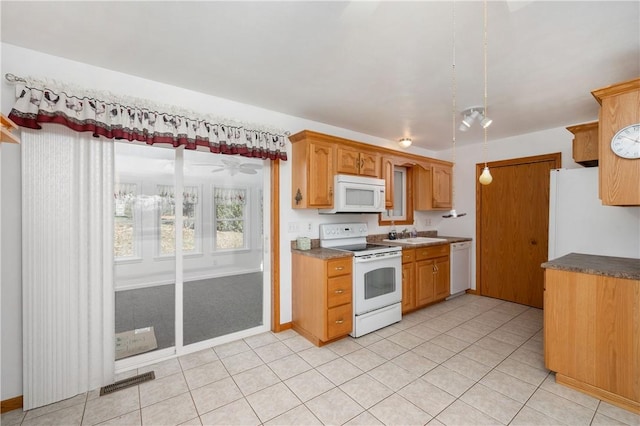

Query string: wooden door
[336,146,360,175]
[477,153,561,308]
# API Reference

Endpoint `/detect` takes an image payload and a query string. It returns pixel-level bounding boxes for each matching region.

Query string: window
[379,166,414,226]
[157,185,200,255]
[114,183,139,259]
[214,187,248,250]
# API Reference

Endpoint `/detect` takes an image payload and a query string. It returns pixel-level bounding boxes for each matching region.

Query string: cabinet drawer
[402,248,416,263]
[416,244,449,260]
[327,257,352,277]
[327,275,352,308]
[327,304,352,340]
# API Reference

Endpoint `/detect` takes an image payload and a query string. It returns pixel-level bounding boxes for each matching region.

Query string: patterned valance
[158,185,199,205]
[214,188,247,205]
[5,74,288,161]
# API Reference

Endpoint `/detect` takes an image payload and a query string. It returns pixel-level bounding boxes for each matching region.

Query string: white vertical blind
[21,125,114,409]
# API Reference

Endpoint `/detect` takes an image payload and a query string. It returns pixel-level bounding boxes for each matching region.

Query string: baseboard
[1,395,23,414]
[274,322,292,332]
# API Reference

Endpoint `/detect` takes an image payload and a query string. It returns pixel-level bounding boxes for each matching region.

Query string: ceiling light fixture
[398,137,412,148]
[444,0,466,219]
[458,106,491,132]
[479,0,493,186]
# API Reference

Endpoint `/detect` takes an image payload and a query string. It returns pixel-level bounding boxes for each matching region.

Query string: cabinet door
[413,166,433,211]
[336,146,360,175]
[434,256,450,300]
[359,152,380,177]
[308,141,334,207]
[416,259,435,307]
[402,262,416,313]
[382,156,395,208]
[432,164,452,209]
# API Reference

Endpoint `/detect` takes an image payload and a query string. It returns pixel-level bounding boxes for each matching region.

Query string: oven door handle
[354,252,402,263]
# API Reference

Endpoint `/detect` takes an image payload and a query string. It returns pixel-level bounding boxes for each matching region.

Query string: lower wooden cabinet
[402,244,450,313]
[544,268,640,414]
[292,253,353,345]
[401,249,416,313]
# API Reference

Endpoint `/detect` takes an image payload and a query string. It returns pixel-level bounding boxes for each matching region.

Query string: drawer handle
[335,319,344,324]
[335,266,344,271]
[334,289,345,294]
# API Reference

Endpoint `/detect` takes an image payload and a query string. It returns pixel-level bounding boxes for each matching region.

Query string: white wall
[0,42,590,400]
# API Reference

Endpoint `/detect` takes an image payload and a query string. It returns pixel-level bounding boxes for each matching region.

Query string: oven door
[353,252,402,315]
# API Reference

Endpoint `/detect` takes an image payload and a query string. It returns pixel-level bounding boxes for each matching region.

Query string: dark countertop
[291,234,472,259]
[541,253,640,280]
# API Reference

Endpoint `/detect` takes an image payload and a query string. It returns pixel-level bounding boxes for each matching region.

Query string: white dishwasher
[448,241,471,298]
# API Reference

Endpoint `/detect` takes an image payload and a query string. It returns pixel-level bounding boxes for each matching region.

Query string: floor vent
[100,371,155,396]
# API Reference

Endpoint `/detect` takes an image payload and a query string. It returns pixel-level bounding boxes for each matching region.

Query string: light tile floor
[3,294,640,426]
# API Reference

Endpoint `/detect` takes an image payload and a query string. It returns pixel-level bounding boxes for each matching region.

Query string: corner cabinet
[289,132,334,209]
[292,253,353,346]
[591,78,640,206]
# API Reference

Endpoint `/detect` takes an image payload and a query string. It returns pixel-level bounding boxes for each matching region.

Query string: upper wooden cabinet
[288,130,453,210]
[1,114,20,144]
[381,156,395,208]
[289,132,335,209]
[566,121,599,167]
[591,78,640,206]
[414,163,453,211]
[432,164,453,209]
[336,146,380,177]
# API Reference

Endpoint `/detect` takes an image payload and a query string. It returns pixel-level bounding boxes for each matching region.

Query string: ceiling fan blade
[239,164,262,170]
[239,169,258,174]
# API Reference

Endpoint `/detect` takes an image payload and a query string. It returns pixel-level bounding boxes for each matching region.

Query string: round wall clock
[611,123,640,159]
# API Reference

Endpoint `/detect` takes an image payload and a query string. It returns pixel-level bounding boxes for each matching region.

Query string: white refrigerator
[548,167,640,260]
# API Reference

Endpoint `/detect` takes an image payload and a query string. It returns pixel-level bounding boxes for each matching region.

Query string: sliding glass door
[113,142,269,367]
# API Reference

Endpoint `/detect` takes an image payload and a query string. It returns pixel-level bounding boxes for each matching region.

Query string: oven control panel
[319,223,368,240]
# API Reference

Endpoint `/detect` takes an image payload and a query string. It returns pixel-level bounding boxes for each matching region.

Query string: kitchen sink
[383,237,448,244]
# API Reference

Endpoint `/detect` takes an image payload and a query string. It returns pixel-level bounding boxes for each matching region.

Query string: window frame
[212,185,250,253]
[114,179,143,263]
[155,183,203,258]
[379,166,414,226]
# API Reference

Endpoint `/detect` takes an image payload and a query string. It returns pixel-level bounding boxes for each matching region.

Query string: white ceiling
[1,1,638,151]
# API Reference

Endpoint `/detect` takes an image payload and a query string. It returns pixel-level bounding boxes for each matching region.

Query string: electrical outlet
[306,223,313,233]
[288,222,299,233]
[424,218,432,226]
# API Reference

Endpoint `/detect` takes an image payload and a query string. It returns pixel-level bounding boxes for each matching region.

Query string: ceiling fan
[209,157,262,176]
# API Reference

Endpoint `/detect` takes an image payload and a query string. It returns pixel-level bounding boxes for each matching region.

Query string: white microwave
[319,174,386,214]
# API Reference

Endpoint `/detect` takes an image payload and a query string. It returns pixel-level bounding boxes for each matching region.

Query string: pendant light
[478,0,493,186]
[444,0,466,219]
